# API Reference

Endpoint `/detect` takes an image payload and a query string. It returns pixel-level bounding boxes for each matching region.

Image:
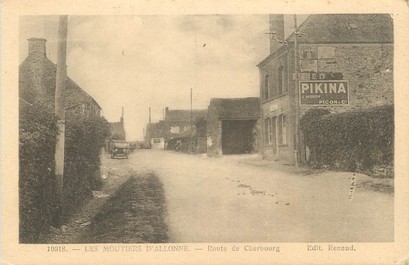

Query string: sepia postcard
[2,0,409,264]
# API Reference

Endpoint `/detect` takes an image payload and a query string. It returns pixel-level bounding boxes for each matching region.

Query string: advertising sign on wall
[299,80,349,105]
[300,59,318,72]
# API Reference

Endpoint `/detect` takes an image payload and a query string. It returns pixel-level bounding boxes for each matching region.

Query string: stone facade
[19,38,101,117]
[109,118,126,141]
[298,43,393,115]
[206,98,260,156]
[258,14,393,164]
[164,108,207,141]
[144,121,165,149]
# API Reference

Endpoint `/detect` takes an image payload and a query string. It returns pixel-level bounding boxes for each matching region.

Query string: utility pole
[54,15,68,221]
[121,106,124,130]
[293,14,299,168]
[190,88,193,153]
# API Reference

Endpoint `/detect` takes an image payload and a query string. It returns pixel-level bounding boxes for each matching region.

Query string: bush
[19,102,111,242]
[19,103,59,243]
[300,105,394,176]
[63,114,111,217]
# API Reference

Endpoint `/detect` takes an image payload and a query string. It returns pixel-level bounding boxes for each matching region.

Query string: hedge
[19,103,111,243]
[300,105,394,176]
[19,103,59,243]
[63,113,111,217]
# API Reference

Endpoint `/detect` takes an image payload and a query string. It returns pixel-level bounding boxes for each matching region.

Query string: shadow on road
[79,172,168,243]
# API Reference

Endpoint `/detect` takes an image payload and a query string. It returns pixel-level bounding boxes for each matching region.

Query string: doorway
[221,120,257,155]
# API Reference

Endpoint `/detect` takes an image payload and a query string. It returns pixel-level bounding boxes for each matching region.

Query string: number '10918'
[47,246,67,252]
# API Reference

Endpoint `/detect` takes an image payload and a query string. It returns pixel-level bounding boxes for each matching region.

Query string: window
[264,118,269,143]
[264,117,275,145]
[268,118,273,144]
[278,114,287,145]
[301,48,317,59]
[264,74,269,100]
[81,104,86,114]
[278,66,284,95]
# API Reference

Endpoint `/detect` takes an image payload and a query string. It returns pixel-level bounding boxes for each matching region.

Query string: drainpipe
[293,14,299,168]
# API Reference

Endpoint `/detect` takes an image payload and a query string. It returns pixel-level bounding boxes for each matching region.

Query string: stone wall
[259,43,393,164]
[298,43,393,115]
[19,39,101,117]
[19,56,57,107]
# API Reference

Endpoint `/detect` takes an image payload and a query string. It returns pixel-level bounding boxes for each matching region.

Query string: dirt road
[46,150,393,243]
[127,149,393,243]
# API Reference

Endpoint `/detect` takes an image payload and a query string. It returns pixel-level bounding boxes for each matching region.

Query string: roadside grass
[79,172,168,243]
[356,180,394,194]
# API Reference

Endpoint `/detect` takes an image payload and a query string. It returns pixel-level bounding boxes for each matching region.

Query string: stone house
[109,118,126,141]
[258,14,393,164]
[105,108,126,152]
[164,107,207,151]
[19,38,101,117]
[206,97,260,156]
[144,121,166,149]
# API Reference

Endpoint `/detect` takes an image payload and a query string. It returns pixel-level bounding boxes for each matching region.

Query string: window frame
[264,74,270,100]
[278,114,287,145]
[278,66,284,96]
[268,118,273,144]
[264,118,269,144]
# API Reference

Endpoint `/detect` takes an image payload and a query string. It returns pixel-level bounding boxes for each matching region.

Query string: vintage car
[111,141,130,159]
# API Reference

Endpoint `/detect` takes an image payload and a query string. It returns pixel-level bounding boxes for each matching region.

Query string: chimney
[121,107,124,123]
[149,107,151,124]
[165,107,169,120]
[28,38,47,58]
[268,15,285,53]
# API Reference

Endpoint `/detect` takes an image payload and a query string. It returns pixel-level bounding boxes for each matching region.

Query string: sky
[19,15,303,141]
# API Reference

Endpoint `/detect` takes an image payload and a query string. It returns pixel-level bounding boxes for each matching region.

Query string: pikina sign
[299,80,349,105]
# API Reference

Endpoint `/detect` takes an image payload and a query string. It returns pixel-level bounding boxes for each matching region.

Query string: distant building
[144,121,165,149]
[105,109,126,153]
[19,38,101,116]
[206,97,260,156]
[109,108,126,141]
[164,107,207,152]
[258,14,393,164]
